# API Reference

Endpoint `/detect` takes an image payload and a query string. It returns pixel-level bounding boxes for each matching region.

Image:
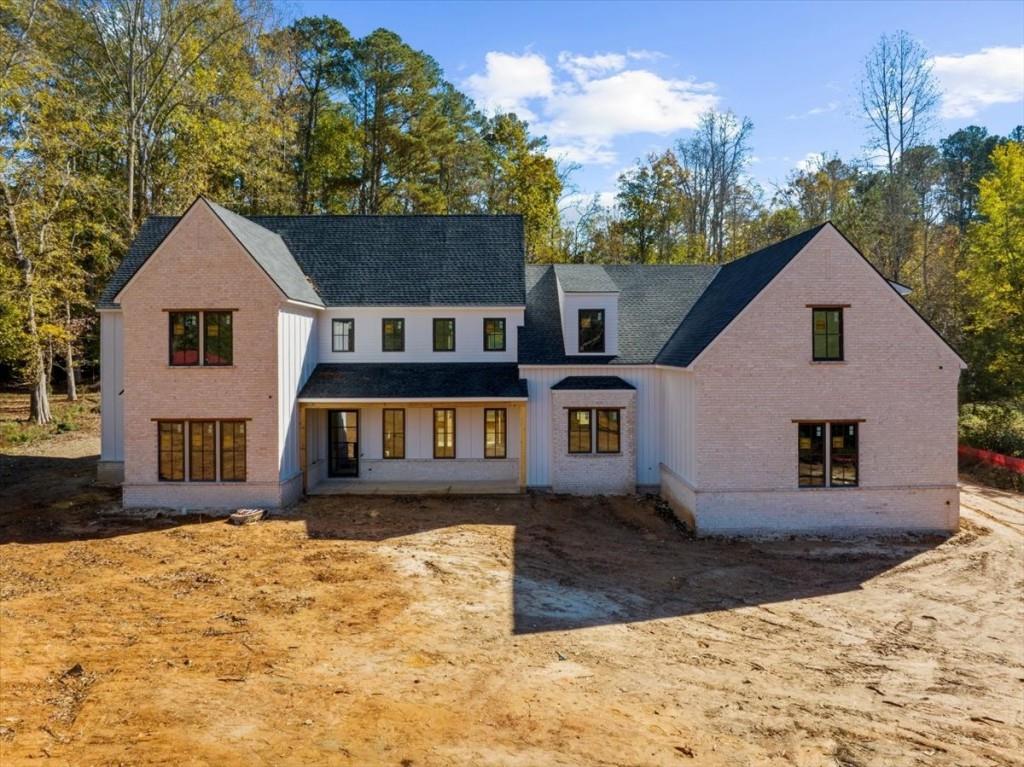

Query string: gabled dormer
[554,265,619,357]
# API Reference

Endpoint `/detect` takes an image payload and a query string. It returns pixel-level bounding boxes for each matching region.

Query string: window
[158,421,185,481]
[433,318,455,352]
[484,408,506,459]
[434,408,455,458]
[382,318,404,352]
[203,312,233,366]
[596,409,621,453]
[332,319,355,352]
[578,309,605,353]
[568,409,592,454]
[812,308,843,361]
[383,409,405,459]
[798,423,826,487]
[220,421,247,481]
[169,312,199,366]
[189,421,216,481]
[830,422,859,487]
[483,318,506,351]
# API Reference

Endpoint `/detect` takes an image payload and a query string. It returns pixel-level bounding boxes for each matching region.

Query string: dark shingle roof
[99,200,525,308]
[553,264,619,292]
[655,224,827,367]
[551,376,635,390]
[299,363,528,400]
[518,264,719,365]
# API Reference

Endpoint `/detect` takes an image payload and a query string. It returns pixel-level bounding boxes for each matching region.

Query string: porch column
[519,402,528,492]
[299,402,307,494]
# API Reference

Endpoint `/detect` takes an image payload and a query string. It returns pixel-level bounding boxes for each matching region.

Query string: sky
[288,0,1024,207]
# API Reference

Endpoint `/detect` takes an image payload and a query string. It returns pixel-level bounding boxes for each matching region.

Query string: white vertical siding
[100,311,124,461]
[520,365,661,487]
[658,367,697,485]
[278,307,318,480]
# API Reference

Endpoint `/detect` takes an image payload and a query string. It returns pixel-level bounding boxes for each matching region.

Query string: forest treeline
[1,1,1021,424]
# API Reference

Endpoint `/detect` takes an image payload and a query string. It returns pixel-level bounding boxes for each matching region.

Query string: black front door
[328,410,359,477]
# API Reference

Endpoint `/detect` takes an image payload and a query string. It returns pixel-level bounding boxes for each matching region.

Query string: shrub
[959,401,1024,458]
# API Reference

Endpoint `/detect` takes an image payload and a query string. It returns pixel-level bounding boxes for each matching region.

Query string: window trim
[595,408,621,454]
[578,309,606,354]
[169,311,200,366]
[433,318,456,352]
[483,317,506,352]
[382,318,405,352]
[484,407,507,459]
[797,422,826,488]
[433,408,456,459]
[332,318,355,353]
[811,307,844,362]
[157,420,185,482]
[188,420,217,482]
[797,421,860,489]
[829,421,859,488]
[219,420,247,482]
[567,408,593,454]
[202,311,233,367]
[382,408,406,460]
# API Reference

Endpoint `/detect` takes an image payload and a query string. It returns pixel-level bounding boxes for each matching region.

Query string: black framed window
[568,409,592,454]
[578,309,605,353]
[220,421,246,482]
[798,423,826,487]
[596,409,621,453]
[189,421,216,481]
[434,408,455,459]
[812,308,843,361]
[484,408,507,459]
[203,312,233,366]
[169,312,199,366]
[830,422,859,487]
[382,318,404,352]
[332,318,355,352]
[383,409,405,459]
[483,318,506,351]
[433,318,455,352]
[158,421,185,481]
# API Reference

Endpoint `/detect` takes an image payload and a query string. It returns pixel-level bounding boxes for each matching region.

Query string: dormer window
[578,309,605,353]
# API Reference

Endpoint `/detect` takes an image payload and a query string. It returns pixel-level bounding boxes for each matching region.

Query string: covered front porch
[297,363,529,496]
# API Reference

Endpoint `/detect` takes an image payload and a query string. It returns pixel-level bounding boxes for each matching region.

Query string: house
[96,197,965,535]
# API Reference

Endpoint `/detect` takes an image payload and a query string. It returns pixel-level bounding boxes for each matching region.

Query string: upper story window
[382,318,404,352]
[578,309,605,353]
[812,307,843,361]
[483,318,506,351]
[434,318,455,352]
[169,311,232,366]
[332,318,354,352]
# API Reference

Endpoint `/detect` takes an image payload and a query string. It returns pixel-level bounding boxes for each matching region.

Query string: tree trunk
[65,299,77,402]
[30,349,51,424]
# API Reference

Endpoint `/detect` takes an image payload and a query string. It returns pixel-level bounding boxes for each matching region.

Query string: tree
[615,150,686,263]
[939,126,1003,233]
[959,141,1024,399]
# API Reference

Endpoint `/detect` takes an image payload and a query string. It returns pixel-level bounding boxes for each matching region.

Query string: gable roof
[551,376,635,390]
[553,264,619,293]
[100,200,526,309]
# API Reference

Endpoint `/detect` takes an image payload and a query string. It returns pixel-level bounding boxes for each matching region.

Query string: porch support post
[518,401,527,492]
[299,402,307,494]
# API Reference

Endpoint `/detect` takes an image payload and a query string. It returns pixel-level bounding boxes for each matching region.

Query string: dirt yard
[2,430,1023,766]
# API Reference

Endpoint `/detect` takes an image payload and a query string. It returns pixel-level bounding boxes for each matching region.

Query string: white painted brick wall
[550,389,636,494]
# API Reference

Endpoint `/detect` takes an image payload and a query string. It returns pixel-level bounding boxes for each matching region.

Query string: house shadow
[300,493,942,635]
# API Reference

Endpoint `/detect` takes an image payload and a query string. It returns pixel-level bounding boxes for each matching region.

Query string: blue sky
[290,0,1024,207]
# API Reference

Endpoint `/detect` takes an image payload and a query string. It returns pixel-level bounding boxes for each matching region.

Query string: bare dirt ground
[2,430,1023,766]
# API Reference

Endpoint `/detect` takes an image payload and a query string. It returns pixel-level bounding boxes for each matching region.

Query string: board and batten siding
[99,310,124,462]
[658,367,697,486]
[278,307,318,481]
[520,365,662,488]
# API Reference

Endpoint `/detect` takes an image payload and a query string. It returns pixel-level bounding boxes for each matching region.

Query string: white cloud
[465,50,718,166]
[794,152,825,172]
[465,51,554,120]
[786,100,840,120]
[626,49,667,62]
[931,46,1024,118]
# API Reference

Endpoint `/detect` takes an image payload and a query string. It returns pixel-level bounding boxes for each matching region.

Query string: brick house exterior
[98,198,964,535]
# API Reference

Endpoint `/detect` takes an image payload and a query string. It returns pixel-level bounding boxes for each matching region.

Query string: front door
[328,410,359,477]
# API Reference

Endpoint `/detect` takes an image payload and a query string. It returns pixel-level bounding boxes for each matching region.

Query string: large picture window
[433,318,455,352]
[434,408,455,459]
[830,422,859,487]
[382,318,405,352]
[798,421,858,488]
[383,409,405,459]
[596,409,621,454]
[798,423,826,487]
[812,308,843,361]
[203,312,233,366]
[568,409,592,454]
[484,408,506,459]
[332,318,354,352]
[169,312,199,366]
[220,421,246,482]
[189,421,216,481]
[578,309,605,353]
[483,318,506,351]
[158,421,185,481]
